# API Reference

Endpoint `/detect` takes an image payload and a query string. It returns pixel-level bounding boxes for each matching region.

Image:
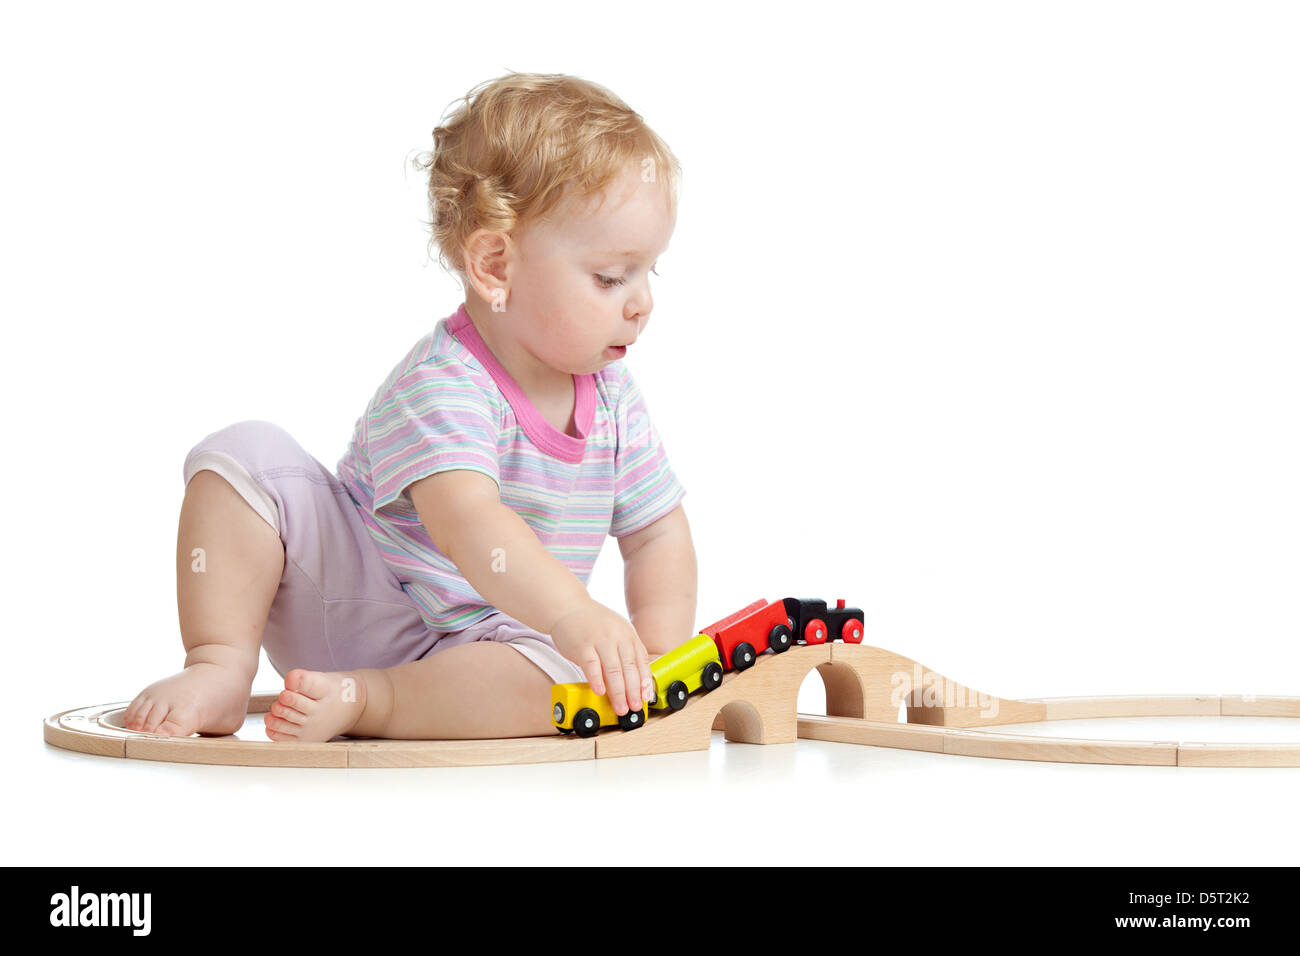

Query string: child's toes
[122,697,144,729]
[125,698,157,732]
[151,702,199,737]
[285,668,336,703]
[155,715,193,737]
[264,713,297,739]
[275,689,315,718]
[141,702,175,734]
[269,700,306,724]
[284,668,311,695]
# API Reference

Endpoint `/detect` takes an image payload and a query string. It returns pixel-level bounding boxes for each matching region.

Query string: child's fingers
[579,648,605,696]
[619,645,643,712]
[635,640,654,705]
[597,644,630,715]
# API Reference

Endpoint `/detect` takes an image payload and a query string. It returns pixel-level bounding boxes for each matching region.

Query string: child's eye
[595,267,660,288]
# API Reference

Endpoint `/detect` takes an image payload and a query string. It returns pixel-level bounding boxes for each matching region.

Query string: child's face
[502,161,675,376]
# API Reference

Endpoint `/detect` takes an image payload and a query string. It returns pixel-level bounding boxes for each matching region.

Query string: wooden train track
[44,643,1300,768]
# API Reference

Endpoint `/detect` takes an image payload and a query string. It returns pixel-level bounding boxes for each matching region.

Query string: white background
[4,0,1298,866]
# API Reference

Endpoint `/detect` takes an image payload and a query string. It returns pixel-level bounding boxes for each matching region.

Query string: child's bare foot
[123,662,253,737]
[264,668,370,743]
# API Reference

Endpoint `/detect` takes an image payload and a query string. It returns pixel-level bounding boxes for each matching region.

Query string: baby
[124,72,697,742]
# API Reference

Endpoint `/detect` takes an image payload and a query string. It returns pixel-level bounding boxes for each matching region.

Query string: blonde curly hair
[413,71,681,286]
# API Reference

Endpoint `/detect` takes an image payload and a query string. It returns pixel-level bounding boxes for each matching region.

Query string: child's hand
[550,599,655,716]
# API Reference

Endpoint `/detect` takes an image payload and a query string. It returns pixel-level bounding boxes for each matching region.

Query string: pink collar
[446,303,596,463]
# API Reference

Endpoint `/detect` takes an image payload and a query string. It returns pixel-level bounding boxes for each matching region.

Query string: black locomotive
[781,597,865,645]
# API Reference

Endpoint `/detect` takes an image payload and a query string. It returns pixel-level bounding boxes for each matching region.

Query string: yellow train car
[648,633,725,711]
[551,634,726,736]
[552,683,647,738]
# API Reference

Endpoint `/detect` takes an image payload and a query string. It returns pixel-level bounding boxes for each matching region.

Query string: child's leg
[264,641,559,741]
[123,469,284,736]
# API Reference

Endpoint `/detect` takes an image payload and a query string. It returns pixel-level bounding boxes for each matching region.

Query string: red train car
[699,598,793,672]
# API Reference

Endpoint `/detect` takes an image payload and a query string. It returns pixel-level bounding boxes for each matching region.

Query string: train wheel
[701,662,723,691]
[804,619,828,645]
[768,623,793,653]
[574,708,600,738]
[841,617,864,644]
[556,727,573,735]
[667,680,689,711]
[618,707,646,731]
[732,642,757,671]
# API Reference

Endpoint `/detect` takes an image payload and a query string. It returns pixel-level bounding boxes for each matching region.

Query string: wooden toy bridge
[44,643,1300,768]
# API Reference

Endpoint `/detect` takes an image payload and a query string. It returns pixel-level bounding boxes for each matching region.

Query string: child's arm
[617,503,698,657]
[408,469,655,714]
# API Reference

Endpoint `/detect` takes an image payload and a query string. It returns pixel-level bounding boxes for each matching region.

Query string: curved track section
[44,644,1300,767]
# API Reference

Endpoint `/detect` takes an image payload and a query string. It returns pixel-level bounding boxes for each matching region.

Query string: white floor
[26,688,1300,867]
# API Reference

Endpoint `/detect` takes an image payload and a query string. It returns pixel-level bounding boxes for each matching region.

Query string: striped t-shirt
[335,302,687,632]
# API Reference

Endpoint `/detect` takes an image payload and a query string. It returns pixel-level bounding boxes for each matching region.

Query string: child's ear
[463,228,511,302]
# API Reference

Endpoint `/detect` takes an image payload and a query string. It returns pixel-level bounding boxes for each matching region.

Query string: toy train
[551,596,865,737]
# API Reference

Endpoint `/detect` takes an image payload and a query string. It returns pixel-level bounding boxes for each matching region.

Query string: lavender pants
[180,420,585,685]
